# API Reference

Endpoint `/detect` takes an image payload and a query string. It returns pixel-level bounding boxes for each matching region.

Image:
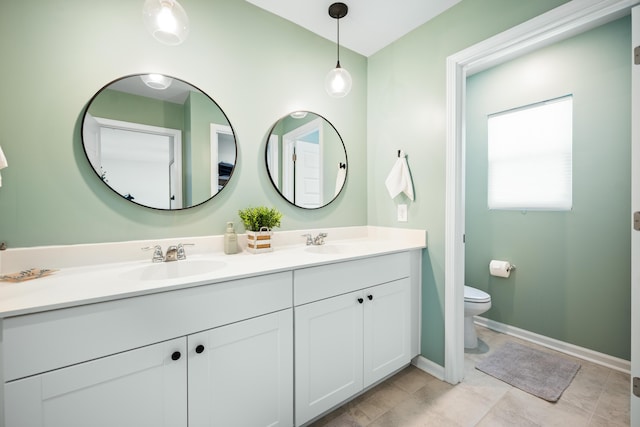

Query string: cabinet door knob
[367,294,373,301]
[195,344,205,354]
[357,297,364,304]
[171,351,181,361]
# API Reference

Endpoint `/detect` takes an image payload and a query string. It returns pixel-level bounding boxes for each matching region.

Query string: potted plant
[238,206,283,253]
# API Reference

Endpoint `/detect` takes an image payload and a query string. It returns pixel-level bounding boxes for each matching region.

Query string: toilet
[464,286,492,349]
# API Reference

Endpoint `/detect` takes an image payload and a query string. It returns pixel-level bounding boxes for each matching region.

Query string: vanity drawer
[294,252,410,306]
[3,272,292,382]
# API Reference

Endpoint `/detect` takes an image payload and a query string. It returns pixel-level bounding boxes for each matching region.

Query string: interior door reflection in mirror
[82,74,237,210]
[266,112,347,209]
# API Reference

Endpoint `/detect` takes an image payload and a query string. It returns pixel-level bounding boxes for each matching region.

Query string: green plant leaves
[238,206,283,232]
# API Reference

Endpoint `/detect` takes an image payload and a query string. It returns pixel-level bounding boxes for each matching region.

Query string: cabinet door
[5,338,187,427]
[295,291,364,426]
[188,309,293,427]
[363,278,412,387]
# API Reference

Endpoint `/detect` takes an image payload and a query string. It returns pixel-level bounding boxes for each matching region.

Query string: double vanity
[0,226,425,427]
[0,65,424,426]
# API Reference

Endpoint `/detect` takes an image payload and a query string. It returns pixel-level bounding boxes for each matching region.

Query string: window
[487,95,573,210]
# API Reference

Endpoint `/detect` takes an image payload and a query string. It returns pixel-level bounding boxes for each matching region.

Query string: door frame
[631,4,640,422]
[93,116,183,209]
[444,0,638,385]
[210,123,233,197]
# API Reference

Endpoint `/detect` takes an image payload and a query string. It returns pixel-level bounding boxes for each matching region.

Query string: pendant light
[325,2,352,98]
[142,0,190,46]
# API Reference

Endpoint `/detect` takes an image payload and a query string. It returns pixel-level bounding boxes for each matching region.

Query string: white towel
[334,165,346,197]
[385,150,414,201]
[0,145,7,188]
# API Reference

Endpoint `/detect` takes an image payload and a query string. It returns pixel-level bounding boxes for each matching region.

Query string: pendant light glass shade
[325,63,352,97]
[142,0,190,46]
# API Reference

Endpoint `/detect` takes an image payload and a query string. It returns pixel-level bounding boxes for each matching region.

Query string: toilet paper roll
[489,260,512,278]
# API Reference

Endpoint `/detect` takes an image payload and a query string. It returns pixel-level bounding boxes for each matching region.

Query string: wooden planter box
[246,228,273,253]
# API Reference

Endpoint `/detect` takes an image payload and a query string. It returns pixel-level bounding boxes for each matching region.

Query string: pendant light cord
[336,17,341,67]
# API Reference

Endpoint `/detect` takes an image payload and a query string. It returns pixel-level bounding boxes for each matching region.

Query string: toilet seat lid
[464,286,491,303]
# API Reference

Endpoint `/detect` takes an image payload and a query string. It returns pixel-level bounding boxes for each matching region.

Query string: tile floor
[309,326,630,426]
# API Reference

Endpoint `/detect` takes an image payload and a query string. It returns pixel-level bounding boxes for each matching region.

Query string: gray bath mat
[476,341,580,402]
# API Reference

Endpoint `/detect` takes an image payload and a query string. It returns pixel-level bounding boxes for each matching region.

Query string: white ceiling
[245,0,463,57]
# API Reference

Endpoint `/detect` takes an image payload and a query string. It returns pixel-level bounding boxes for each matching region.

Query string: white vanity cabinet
[293,253,416,426]
[188,309,293,427]
[2,272,293,427]
[5,337,188,427]
[0,233,425,427]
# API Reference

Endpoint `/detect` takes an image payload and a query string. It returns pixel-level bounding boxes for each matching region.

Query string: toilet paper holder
[489,260,516,278]
[489,260,516,271]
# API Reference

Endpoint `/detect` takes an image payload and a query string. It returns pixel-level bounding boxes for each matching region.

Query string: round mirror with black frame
[81,74,237,210]
[265,111,347,209]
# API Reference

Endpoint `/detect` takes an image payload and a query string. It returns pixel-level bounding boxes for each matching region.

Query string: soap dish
[0,268,58,283]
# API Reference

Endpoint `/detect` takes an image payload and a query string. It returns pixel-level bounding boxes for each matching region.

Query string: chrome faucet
[301,233,328,246]
[142,243,195,262]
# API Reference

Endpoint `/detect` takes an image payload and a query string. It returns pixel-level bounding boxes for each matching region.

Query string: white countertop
[0,226,426,318]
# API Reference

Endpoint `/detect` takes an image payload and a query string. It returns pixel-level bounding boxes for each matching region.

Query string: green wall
[465,18,631,359]
[367,0,571,365]
[0,0,367,247]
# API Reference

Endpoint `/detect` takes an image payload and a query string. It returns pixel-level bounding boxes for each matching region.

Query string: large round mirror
[265,112,347,209]
[82,74,237,210]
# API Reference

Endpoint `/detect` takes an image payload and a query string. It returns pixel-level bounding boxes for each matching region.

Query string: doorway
[210,123,234,196]
[444,3,638,416]
[282,118,324,208]
[86,115,183,209]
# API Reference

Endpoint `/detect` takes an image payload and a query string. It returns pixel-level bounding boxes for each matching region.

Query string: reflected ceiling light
[290,111,308,119]
[142,0,190,46]
[141,74,173,90]
[325,2,352,98]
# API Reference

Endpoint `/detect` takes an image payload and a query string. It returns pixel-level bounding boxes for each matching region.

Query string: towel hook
[397,150,401,157]
[339,162,346,169]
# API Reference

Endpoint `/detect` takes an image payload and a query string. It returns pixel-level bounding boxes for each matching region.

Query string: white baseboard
[412,355,445,381]
[475,317,631,374]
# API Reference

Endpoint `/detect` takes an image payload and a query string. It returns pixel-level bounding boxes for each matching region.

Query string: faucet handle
[301,234,313,245]
[177,243,195,260]
[142,245,164,263]
[314,232,328,245]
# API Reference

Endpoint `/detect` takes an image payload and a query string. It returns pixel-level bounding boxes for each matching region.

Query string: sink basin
[123,259,226,281]
[304,244,349,255]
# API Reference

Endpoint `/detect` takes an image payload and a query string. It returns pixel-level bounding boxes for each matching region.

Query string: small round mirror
[82,74,237,210]
[265,112,347,209]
